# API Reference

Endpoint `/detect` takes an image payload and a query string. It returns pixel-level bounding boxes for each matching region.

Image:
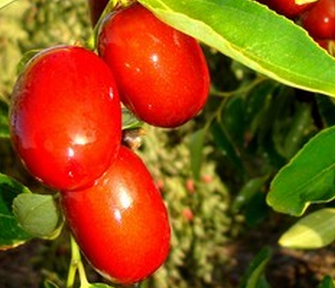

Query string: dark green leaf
[0,100,9,138]
[0,173,32,250]
[222,96,245,147]
[13,193,62,238]
[267,126,335,216]
[316,95,335,127]
[189,128,206,181]
[239,247,272,288]
[318,276,335,288]
[139,0,335,97]
[233,176,268,213]
[279,208,335,249]
[210,119,244,173]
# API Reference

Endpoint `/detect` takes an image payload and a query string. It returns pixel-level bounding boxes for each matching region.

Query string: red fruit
[61,146,170,284]
[10,46,121,190]
[98,3,210,128]
[258,0,314,18]
[87,0,109,26]
[301,0,335,40]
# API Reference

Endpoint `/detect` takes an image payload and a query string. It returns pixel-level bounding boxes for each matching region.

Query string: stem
[66,236,84,288]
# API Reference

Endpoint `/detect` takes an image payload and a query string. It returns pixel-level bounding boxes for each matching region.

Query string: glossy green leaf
[190,128,206,181]
[239,247,272,288]
[267,126,335,216]
[0,99,9,138]
[139,0,335,97]
[0,0,16,9]
[279,208,335,249]
[0,173,32,250]
[318,276,335,288]
[13,193,62,238]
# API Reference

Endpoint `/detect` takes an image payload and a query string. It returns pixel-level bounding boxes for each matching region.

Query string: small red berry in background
[98,3,210,128]
[301,0,335,40]
[258,0,315,18]
[10,46,121,191]
[61,146,171,285]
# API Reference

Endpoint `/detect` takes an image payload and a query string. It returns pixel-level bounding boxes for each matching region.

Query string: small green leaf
[16,49,40,75]
[13,193,62,238]
[139,0,335,97]
[0,100,9,138]
[267,126,335,216]
[0,173,32,249]
[239,247,272,288]
[189,128,206,181]
[279,208,335,249]
[318,276,335,288]
[122,107,143,130]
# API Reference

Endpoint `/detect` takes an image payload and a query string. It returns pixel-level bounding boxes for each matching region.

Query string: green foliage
[279,208,335,249]
[267,126,335,216]
[13,193,63,239]
[318,276,335,288]
[239,247,272,288]
[0,173,32,249]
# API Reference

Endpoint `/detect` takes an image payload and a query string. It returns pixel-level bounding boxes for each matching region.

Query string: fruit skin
[301,0,335,40]
[87,0,109,26]
[10,45,121,191]
[61,146,170,284]
[98,3,210,128]
[258,0,314,18]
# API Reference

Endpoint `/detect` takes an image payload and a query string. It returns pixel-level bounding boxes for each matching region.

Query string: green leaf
[239,247,272,288]
[189,128,206,181]
[210,118,244,173]
[0,0,16,9]
[13,193,62,238]
[87,284,115,288]
[267,126,335,216]
[0,173,32,250]
[0,99,9,138]
[279,208,335,249]
[121,107,143,130]
[318,276,335,288]
[138,0,335,97]
[233,177,268,212]
[316,95,335,127]
[44,280,60,288]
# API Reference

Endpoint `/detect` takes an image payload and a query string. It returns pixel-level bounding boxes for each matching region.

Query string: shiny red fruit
[98,3,210,128]
[87,0,109,26]
[61,146,170,284]
[258,0,314,18]
[301,0,335,40]
[10,46,121,190]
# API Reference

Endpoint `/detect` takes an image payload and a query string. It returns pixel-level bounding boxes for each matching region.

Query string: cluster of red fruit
[258,0,335,54]
[9,2,210,285]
